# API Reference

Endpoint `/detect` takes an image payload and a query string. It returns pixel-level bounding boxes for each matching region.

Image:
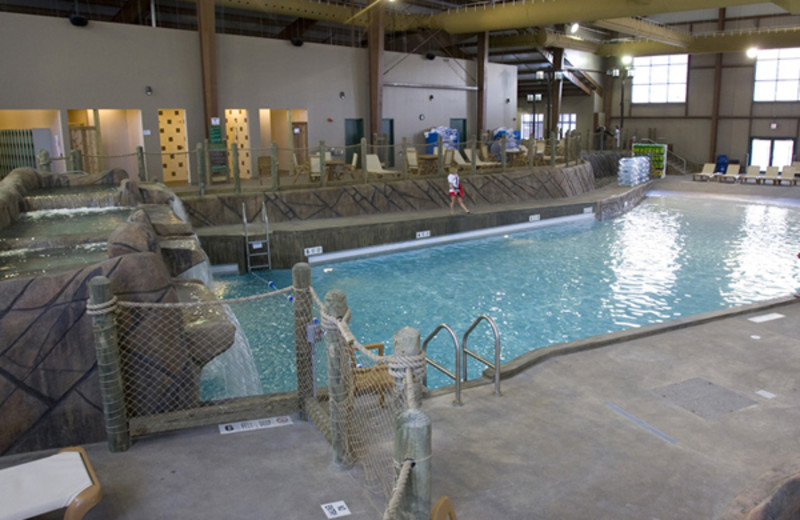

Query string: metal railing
[462,314,502,397]
[422,323,462,406]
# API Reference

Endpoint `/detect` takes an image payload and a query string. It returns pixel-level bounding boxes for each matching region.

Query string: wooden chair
[352,342,394,406]
[292,153,310,182]
[366,154,401,180]
[431,496,457,520]
[692,163,717,181]
[464,148,499,168]
[406,148,419,175]
[741,165,763,184]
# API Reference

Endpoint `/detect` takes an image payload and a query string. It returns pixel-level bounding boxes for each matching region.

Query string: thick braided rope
[85,296,118,316]
[382,459,414,520]
[115,286,292,308]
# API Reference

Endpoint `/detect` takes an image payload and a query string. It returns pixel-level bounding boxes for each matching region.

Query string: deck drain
[653,377,756,419]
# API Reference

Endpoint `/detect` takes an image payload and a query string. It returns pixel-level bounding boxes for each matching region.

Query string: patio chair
[292,153,310,182]
[431,496,457,520]
[717,164,741,183]
[692,163,717,181]
[741,165,763,184]
[365,154,401,179]
[0,446,102,520]
[309,155,321,182]
[351,343,394,407]
[451,149,471,170]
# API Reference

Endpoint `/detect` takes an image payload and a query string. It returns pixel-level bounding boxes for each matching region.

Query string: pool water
[0,207,132,240]
[213,193,800,391]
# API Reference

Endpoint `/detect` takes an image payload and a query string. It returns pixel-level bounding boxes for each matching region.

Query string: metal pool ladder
[242,202,272,272]
[422,314,502,406]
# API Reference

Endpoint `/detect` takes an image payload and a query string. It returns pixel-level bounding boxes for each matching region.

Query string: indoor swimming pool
[212,192,800,392]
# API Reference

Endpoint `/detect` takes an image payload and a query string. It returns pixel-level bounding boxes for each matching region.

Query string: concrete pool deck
[6,174,800,519]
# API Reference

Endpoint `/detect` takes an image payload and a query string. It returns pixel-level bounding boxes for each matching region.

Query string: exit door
[345,119,364,165]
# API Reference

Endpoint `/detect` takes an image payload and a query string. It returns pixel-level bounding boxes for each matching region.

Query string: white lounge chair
[717,164,741,183]
[780,165,797,186]
[365,154,401,179]
[762,166,780,185]
[309,156,321,182]
[0,446,102,520]
[692,163,717,181]
[741,165,763,184]
[405,148,419,175]
[464,148,499,168]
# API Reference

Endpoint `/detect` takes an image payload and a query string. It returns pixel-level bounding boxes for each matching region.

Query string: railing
[422,323,462,406]
[638,137,694,175]
[462,314,502,397]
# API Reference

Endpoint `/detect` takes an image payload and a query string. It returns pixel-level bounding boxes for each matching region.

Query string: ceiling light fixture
[746,47,759,59]
[569,23,580,34]
[621,55,633,66]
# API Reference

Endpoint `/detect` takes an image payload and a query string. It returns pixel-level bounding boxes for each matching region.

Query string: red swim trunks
[450,185,465,197]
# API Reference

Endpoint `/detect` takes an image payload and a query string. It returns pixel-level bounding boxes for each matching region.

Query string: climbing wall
[225,108,252,179]
[158,108,189,182]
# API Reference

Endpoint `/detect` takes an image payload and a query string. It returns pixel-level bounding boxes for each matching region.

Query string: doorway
[750,137,795,170]
[450,118,467,151]
[345,118,364,165]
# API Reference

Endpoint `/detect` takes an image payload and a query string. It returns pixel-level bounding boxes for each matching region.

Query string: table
[505,150,527,167]
[324,160,347,181]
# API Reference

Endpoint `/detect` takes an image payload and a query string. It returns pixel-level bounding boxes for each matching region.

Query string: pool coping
[426,294,798,399]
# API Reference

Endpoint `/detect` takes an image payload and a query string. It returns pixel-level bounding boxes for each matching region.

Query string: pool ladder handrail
[243,202,272,272]
[462,314,502,397]
[422,324,463,406]
[421,314,502,406]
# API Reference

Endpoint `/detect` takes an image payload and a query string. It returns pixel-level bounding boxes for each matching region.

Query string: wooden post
[528,136,534,170]
[500,135,507,173]
[136,146,147,182]
[401,137,409,180]
[293,263,313,419]
[564,132,571,166]
[469,135,477,176]
[70,149,83,172]
[231,141,240,193]
[361,137,368,184]
[320,140,327,187]
[550,132,557,167]
[323,289,353,468]
[392,327,431,519]
[203,138,211,187]
[88,276,131,452]
[195,143,205,194]
[271,141,279,191]
[436,135,444,177]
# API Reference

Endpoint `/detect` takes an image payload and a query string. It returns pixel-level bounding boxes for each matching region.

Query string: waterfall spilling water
[170,196,190,224]
[24,187,122,210]
[200,305,264,400]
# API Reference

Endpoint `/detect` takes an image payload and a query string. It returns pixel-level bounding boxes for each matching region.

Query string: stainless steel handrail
[461,314,502,397]
[422,323,462,406]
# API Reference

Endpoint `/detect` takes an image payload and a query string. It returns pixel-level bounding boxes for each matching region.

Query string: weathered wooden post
[270,141,279,191]
[436,135,444,177]
[88,276,131,452]
[469,135,477,176]
[319,140,327,187]
[392,327,431,519]
[203,138,211,187]
[324,289,353,468]
[293,263,313,418]
[550,132,557,167]
[401,137,409,180]
[231,141,241,193]
[500,135,507,173]
[37,149,51,173]
[361,137,369,184]
[528,136,535,170]
[195,143,205,194]
[564,132,571,166]
[70,148,83,172]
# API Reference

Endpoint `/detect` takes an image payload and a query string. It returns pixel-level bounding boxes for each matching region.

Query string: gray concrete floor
[7,174,800,519]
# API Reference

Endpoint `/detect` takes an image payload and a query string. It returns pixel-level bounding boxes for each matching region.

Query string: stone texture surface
[140,204,193,235]
[181,163,595,228]
[108,221,160,257]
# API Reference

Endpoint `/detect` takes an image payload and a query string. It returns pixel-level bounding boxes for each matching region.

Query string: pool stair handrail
[243,201,272,272]
[421,314,502,406]
[422,323,463,406]
[462,314,502,397]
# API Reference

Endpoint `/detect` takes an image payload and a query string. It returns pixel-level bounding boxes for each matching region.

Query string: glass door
[750,137,795,170]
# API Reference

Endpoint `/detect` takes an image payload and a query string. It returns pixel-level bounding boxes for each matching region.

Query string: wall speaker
[425,52,435,60]
[69,15,88,27]
[291,37,304,47]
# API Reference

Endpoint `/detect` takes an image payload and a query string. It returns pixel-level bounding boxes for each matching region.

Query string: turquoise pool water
[212,192,800,392]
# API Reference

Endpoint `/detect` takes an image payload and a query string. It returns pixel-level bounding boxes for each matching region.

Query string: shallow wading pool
[212,192,800,392]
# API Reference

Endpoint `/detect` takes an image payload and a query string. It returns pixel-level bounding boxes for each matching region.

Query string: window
[520,113,544,140]
[750,138,795,169]
[753,48,800,102]
[558,113,577,134]
[631,54,688,104]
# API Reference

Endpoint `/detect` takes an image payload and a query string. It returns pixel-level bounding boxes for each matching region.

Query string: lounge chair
[717,164,741,183]
[780,165,797,186]
[405,148,419,175]
[762,166,781,185]
[451,149,471,170]
[692,163,717,181]
[0,446,102,520]
[309,155,321,182]
[292,153,310,182]
[464,148,499,168]
[365,154,401,179]
[740,165,763,184]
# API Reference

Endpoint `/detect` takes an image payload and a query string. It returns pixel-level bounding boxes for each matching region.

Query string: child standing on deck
[447,167,470,215]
